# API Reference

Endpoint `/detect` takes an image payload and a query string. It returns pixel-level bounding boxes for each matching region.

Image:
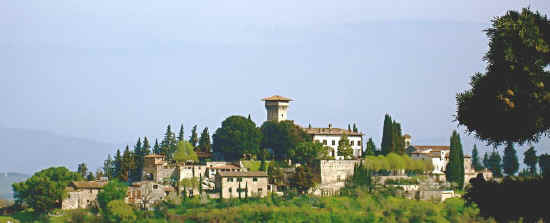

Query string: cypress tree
[392,122,405,154]
[446,131,464,188]
[381,114,393,155]
[348,124,351,132]
[104,154,114,179]
[153,139,161,155]
[143,137,151,155]
[178,124,185,142]
[472,145,483,171]
[488,149,502,177]
[161,125,177,161]
[483,152,489,169]
[503,142,519,176]
[121,145,135,182]
[198,127,212,152]
[113,149,122,179]
[190,125,199,147]
[523,146,538,176]
[352,124,358,133]
[133,137,148,181]
[77,163,88,178]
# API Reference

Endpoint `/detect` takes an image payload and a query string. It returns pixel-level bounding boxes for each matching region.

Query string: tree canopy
[456,8,550,144]
[260,120,310,160]
[97,180,128,213]
[12,167,82,213]
[337,135,354,159]
[288,141,330,166]
[446,131,465,188]
[173,141,199,164]
[213,115,262,160]
[472,145,484,171]
[523,146,539,176]
[503,142,519,176]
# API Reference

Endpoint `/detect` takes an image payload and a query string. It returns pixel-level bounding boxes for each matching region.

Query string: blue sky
[1,1,550,172]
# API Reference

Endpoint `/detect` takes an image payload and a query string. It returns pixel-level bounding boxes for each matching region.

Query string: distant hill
[0,172,29,200]
[0,126,116,175]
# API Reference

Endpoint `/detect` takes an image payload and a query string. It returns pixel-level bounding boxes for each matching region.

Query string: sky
[1,0,550,173]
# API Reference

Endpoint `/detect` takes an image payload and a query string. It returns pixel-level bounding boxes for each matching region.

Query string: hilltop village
[59,95,493,210]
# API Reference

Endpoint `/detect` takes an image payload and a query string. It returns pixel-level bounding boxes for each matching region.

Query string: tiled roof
[412,145,450,151]
[304,127,363,136]
[210,164,241,169]
[262,95,293,101]
[218,171,268,177]
[71,181,108,189]
[145,154,165,158]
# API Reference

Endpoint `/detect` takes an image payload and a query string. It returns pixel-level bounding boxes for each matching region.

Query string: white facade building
[304,124,363,160]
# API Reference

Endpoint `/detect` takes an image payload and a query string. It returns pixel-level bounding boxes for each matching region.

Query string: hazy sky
[2,1,550,171]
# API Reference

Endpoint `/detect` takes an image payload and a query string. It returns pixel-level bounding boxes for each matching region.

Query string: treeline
[471,143,550,178]
[363,153,434,174]
[380,114,406,155]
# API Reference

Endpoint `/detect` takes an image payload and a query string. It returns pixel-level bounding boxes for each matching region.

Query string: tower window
[332,140,336,145]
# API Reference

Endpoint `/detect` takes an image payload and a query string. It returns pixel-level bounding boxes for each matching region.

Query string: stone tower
[262,95,293,122]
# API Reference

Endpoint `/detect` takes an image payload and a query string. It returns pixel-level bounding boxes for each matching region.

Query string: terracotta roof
[304,127,363,136]
[145,154,165,158]
[218,171,268,177]
[412,145,450,151]
[262,95,293,101]
[403,134,411,139]
[71,181,108,189]
[196,152,212,158]
[210,164,241,169]
[464,155,472,158]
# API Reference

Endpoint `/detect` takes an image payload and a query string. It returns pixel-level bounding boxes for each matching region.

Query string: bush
[105,200,136,223]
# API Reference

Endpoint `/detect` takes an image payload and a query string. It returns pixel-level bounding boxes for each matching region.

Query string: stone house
[142,154,176,183]
[311,159,361,196]
[304,124,363,159]
[215,171,268,199]
[126,181,174,209]
[62,181,108,210]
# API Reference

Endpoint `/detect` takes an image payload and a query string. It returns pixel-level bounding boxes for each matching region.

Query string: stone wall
[316,160,360,184]
[62,188,101,210]
[216,176,268,199]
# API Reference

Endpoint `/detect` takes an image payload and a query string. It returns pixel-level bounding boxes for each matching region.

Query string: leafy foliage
[487,150,502,177]
[337,135,354,159]
[105,200,136,223]
[198,127,211,152]
[97,180,128,213]
[364,138,376,156]
[12,167,82,213]
[260,120,310,160]
[213,116,262,160]
[363,154,433,174]
[456,8,550,144]
[289,166,315,194]
[173,141,198,164]
[289,141,330,165]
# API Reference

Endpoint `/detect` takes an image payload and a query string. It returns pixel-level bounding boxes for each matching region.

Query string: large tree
[97,180,128,213]
[289,166,315,194]
[472,145,484,171]
[502,142,519,176]
[456,8,550,144]
[133,137,151,181]
[12,167,82,213]
[260,120,309,160]
[161,125,177,161]
[483,152,490,170]
[523,146,538,176]
[113,149,122,179]
[392,121,405,154]
[198,127,211,152]
[380,114,393,155]
[104,154,114,179]
[177,124,185,142]
[446,131,465,188]
[77,163,88,178]
[539,154,550,177]
[153,139,161,155]
[288,141,330,166]
[213,115,262,160]
[120,146,135,182]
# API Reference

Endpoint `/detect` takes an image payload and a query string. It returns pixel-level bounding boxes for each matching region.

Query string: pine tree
[190,125,199,147]
[198,127,211,153]
[348,124,351,132]
[178,124,185,142]
[120,145,135,182]
[153,139,161,155]
[77,163,88,178]
[381,114,393,155]
[488,149,502,177]
[503,142,519,176]
[133,137,148,181]
[472,145,483,171]
[446,131,464,188]
[142,137,151,155]
[364,138,376,156]
[352,124,358,133]
[113,149,122,179]
[523,146,538,176]
[103,154,114,179]
[248,114,251,120]
[161,125,177,161]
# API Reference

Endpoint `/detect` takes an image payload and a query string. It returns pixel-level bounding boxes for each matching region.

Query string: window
[253,177,258,182]
[351,141,354,146]
[153,185,159,189]
[237,177,242,182]
[228,188,232,193]
[337,176,341,182]
[323,140,327,145]
[258,188,263,193]
[332,140,336,145]
[358,140,361,145]
[228,177,233,182]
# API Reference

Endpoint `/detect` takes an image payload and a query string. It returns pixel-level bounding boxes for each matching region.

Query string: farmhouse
[215,171,269,199]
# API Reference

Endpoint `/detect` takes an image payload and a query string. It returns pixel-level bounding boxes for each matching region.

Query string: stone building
[304,124,363,160]
[62,181,108,210]
[126,181,174,209]
[215,171,269,199]
[311,159,361,196]
[142,154,175,183]
[262,95,293,122]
